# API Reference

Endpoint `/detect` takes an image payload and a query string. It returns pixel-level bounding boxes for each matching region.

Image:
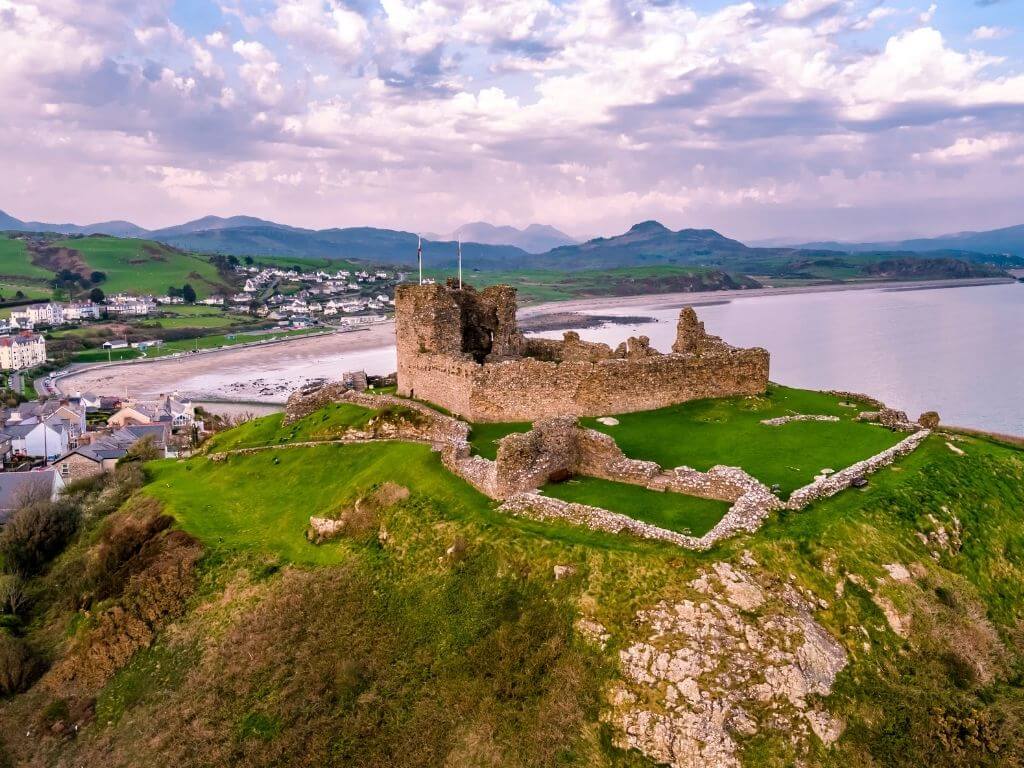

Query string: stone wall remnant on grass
[395,282,769,422]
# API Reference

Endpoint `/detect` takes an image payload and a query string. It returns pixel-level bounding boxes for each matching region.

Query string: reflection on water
[533,282,1023,436]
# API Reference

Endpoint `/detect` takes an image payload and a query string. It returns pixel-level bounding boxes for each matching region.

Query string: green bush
[0,631,41,695]
[0,500,80,576]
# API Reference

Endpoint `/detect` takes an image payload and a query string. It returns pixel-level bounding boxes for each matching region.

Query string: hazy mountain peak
[441,221,577,253]
[627,220,671,234]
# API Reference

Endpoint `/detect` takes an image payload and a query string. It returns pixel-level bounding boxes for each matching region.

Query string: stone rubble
[760,414,840,426]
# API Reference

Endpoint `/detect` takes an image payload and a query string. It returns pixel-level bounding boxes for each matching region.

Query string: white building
[4,421,69,461]
[0,333,46,371]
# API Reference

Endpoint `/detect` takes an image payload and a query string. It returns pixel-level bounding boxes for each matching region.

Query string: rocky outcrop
[611,561,847,767]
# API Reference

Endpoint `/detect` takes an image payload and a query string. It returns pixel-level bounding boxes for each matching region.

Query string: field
[465,386,904,497]
[70,348,142,363]
[150,306,254,329]
[0,236,54,280]
[51,236,230,298]
[542,475,730,536]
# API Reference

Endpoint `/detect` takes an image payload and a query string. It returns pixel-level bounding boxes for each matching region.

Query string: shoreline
[517,276,1014,317]
[53,276,1016,405]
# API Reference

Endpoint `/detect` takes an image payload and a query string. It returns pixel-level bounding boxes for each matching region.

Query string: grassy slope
[4,403,1024,767]
[203,403,377,452]
[0,236,53,280]
[52,236,228,298]
[543,476,730,536]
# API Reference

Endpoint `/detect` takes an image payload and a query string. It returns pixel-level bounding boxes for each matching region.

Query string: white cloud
[970,26,1011,41]
[206,31,228,48]
[918,135,1017,163]
[779,0,841,22]
[270,0,367,61]
[232,39,285,104]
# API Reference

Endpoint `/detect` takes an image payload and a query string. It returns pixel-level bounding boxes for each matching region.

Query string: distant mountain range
[793,224,1024,261]
[2,208,1021,274]
[423,222,577,253]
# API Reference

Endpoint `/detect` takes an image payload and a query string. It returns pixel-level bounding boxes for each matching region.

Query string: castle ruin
[395,281,769,422]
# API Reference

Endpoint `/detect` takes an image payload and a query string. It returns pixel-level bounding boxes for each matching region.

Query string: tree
[89,287,106,303]
[90,270,107,284]
[15,290,24,299]
[167,286,183,298]
[244,255,254,265]
[0,500,79,576]
[182,283,197,304]
[0,574,28,616]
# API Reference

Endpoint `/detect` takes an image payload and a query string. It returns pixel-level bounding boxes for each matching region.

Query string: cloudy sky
[1,0,1022,241]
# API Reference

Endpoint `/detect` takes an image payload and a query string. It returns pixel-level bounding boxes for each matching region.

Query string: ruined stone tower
[395,281,769,422]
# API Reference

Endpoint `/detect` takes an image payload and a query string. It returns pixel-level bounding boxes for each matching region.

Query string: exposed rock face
[612,561,847,767]
[918,411,941,429]
[394,283,769,422]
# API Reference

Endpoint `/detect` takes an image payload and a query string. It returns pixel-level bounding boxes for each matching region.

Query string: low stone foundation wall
[499,493,705,548]
[761,414,840,427]
[786,430,930,509]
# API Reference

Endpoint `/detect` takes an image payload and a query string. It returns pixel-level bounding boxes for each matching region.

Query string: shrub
[0,500,79,576]
[0,574,27,616]
[0,631,41,695]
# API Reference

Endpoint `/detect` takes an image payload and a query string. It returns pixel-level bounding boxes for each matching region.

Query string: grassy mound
[202,403,380,453]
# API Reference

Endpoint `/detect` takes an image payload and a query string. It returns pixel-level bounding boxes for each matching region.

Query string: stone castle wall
[395,283,769,423]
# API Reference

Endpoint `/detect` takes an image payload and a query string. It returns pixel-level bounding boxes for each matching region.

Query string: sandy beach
[54,276,1014,404]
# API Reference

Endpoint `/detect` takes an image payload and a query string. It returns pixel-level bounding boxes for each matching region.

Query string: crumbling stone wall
[395,283,769,423]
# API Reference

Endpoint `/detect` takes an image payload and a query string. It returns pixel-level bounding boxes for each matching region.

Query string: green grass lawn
[52,236,228,298]
[152,309,254,329]
[580,385,905,496]
[0,236,53,280]
[203,403,378,452]
[542,476,730,536]
[467,386,905,497]
[145,327,322,357]
[71,348,143,363]
[144,441,495,565]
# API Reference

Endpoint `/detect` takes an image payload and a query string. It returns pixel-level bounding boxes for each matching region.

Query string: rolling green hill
[2,392,1024,767]
[50,236,230,298]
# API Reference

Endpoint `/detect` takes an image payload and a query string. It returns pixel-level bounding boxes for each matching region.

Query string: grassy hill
[2,395,1024,767]
[51,236,230,298]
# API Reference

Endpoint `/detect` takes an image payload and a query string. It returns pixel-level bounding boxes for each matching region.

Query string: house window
[60,462,70,478]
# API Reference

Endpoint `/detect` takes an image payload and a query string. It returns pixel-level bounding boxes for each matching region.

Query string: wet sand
[55,276,1014,404]
[56,325,396,404]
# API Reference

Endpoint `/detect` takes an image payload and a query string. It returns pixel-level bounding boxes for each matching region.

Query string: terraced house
[0,332,46,371]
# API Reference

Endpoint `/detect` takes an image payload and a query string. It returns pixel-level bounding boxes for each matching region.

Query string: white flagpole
[458,238,463,289]
[417,235,423,285]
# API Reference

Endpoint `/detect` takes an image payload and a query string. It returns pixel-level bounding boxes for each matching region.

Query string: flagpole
[417,235,423,285]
